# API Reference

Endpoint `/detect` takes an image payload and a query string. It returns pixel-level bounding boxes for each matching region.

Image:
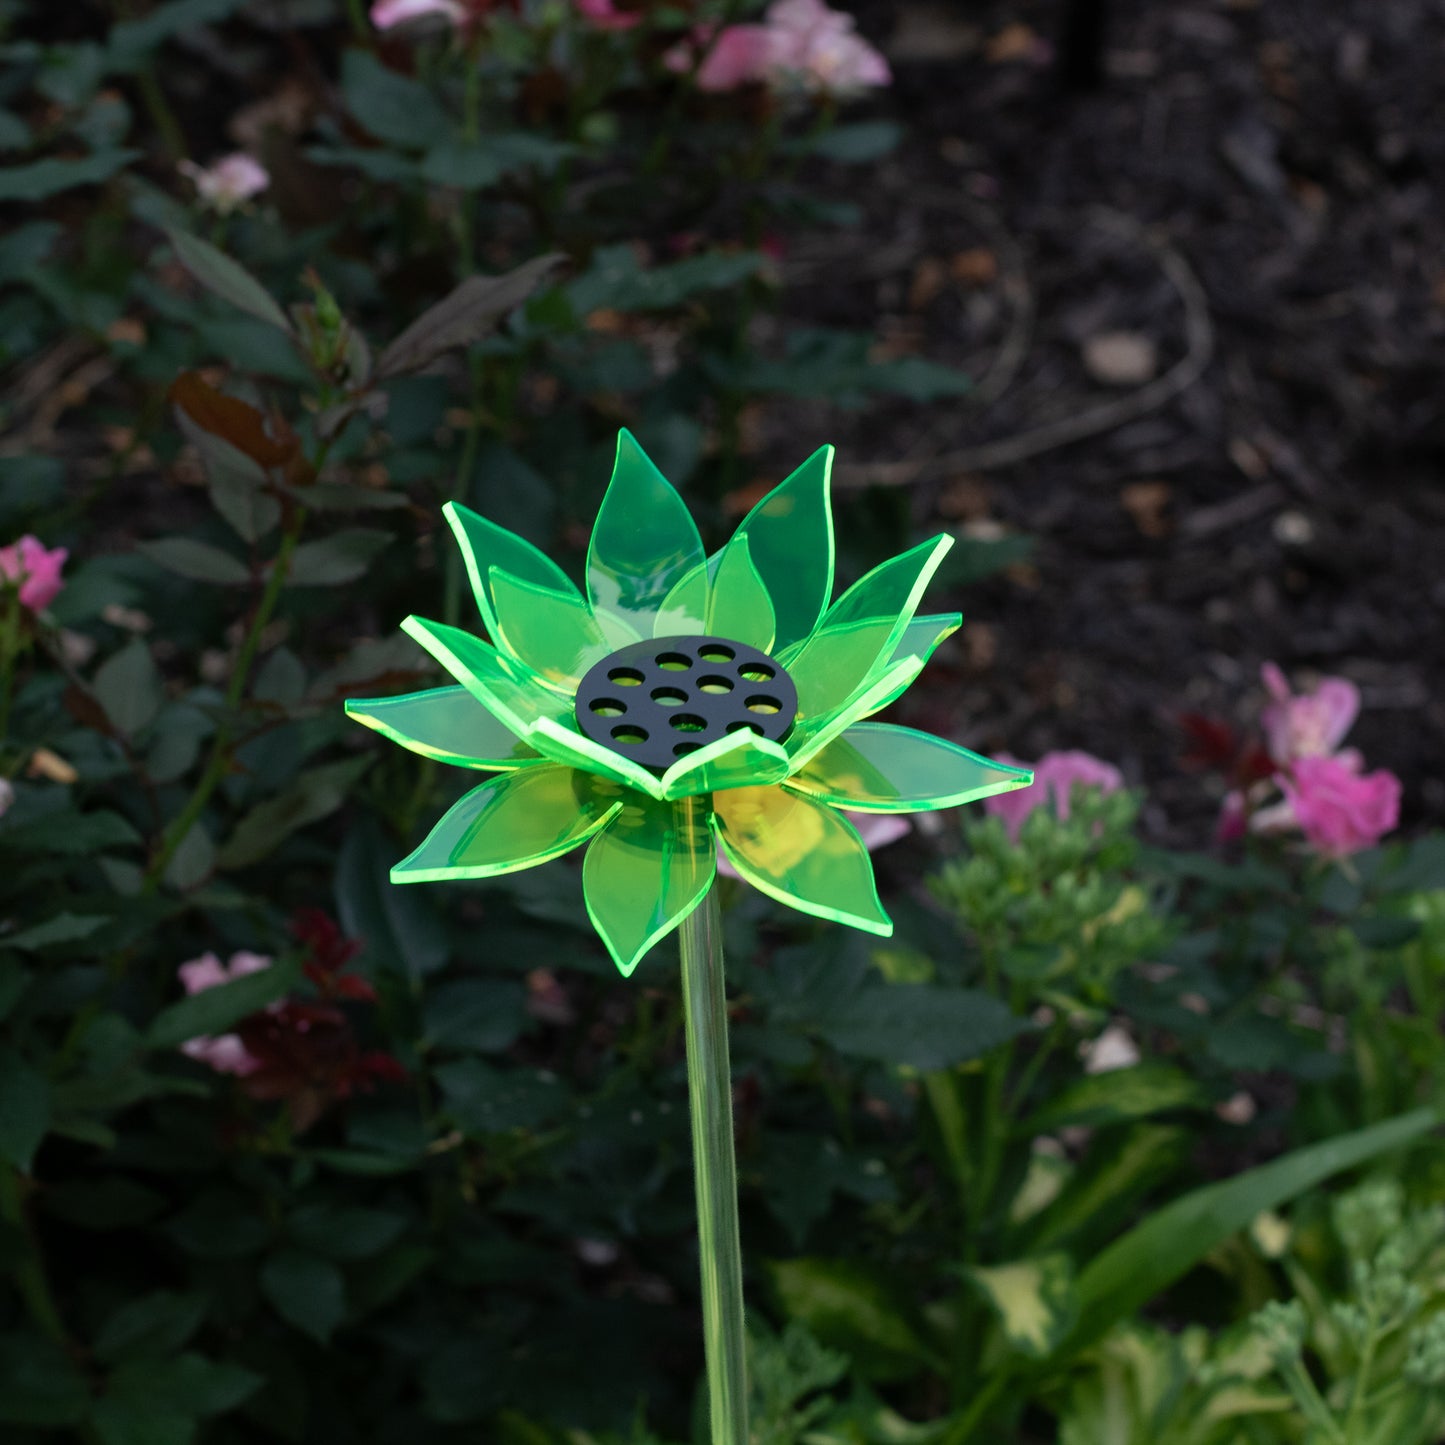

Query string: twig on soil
[839,207,1215,487]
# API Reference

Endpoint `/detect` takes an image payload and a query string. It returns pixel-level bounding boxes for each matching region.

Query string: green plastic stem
[678,810,748,1445]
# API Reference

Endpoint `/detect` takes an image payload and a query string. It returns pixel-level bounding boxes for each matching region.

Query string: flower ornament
[347,431,1030,975]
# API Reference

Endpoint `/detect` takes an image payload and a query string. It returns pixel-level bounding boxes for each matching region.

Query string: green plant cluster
[1,2,1444,1443]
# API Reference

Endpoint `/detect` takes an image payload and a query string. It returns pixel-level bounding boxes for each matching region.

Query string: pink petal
[181,1034,262,1076]
[178,953,229,995]
[695,25,775,90]
[370,0,465,29]
[574,0,642,29]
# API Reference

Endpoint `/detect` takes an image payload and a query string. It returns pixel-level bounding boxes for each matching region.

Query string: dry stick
[838,207,1215,488]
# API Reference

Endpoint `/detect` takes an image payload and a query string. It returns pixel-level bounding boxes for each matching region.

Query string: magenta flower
[370,0,466,28]
[575,0,642,30]
[0,535,67,613]
[716,810,908,880]
[178,153,270,214]
[177,950,272,1077]
[1277,754,1401,858]
[1260,662,1360,765]
[985,749,1124,841]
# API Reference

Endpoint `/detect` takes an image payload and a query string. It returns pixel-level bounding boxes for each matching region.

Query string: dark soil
[771,0,1445,844]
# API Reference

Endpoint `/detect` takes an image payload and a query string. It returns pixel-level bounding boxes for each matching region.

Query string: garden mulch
[769,0,1445,844]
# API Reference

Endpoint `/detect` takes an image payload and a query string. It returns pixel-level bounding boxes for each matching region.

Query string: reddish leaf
[169,372,301,472]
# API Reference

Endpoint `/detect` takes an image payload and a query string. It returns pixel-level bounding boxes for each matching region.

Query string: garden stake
[346,429,1032,1440]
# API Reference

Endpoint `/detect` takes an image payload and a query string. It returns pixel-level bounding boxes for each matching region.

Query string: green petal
[786,655,925,771]
[583,795,714,977]
[346,686,546,770]
[785,536,953,720]
[891,612,961,664]
[659,729,792,799]
[654,558,710,637]
[401,616,573,737]
[489,567,612,692]
[526,717,667,800]
[785,723,1033,813]
[587,430,705,643]
[729,445,835,653]
[706,534,776,652]
[712,787,892,937]
[444,501,580,639]
[391,766,621,883]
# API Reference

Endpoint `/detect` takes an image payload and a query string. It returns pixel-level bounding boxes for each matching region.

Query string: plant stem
[0,1166,67,1344]
[678,812,748,1445]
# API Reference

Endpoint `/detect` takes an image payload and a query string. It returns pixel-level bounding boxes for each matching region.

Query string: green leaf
[287,1205,408,1260]
[164,228,293,335]
[0,807,140,857]
[137,536,250,585]
[108,0,248,63]
[1067,1108,1439,1355]
[217,756,370,869]
[0,1050,49,1169]
[436,1059,567,1135]
[965,1254,1077,1359]
[564,244,766,316]
[42,1177,165,1230]
[163,819,215,893]
[0,224,61,281]
[814,984,1029,1071]
[95,1292,209,1364]
[166,1188,270,1259]
[340,50,450,149]
[1,913,107,951]
[261,1248,346,1342]
[0,1332,89,1425]
[0,149,140,202]
[106,1351,261,1416]
[794,120,903,163]
[285,528,392,586]
[93,639,164,734]
[146,953,299,1050]
[420,135,575,189]
[1022,1064,1209,1134]
[335,818,450,980]
[421,978,527,1053]
[768,1258,943,1382]
[90,1398,194,1445]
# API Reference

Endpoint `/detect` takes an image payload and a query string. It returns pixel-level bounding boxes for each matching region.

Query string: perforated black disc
[574,635,798,772]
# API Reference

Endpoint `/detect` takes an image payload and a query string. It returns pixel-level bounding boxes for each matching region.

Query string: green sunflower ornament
[346,430,1031,976]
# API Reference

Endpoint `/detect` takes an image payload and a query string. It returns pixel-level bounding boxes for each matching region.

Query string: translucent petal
[489,568,612,692]
[587,429,705,642]
[345,686,545,770]
[706,534,776,652]
[659,729,792,800]
[785,656,925,771]
[891,612,962,664]
[712,787,892,937]
[444,501,580,639]
[654,559,709,637]
[785,723,1034,813]
[729,445,835,653]
[785,536,953,720]
[526,717,667,800]
[583,795,714,977]
[391,766,621,883]
[401,616,573,738]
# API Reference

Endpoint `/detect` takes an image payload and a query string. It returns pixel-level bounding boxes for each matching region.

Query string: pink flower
[575,0,642,30]
[177,950,273,1077]
[1260,662,1360,765]
[717,810,908,880]
[0,535,67,613]
[178,153,270,214]
[1277,754,1401,858]
[985,750,1124,841]
[370,0,465,27]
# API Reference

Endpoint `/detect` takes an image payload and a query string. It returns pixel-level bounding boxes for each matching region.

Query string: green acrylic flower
[347,430,1031,976]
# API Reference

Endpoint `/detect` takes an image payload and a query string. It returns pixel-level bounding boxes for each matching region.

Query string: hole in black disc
[589,698,626,717]
[726,721,763,735]
[670,713,707,733]
[673,742,701,757]
[656,651,692,671]
[611,724,648,745]
[745,695,781,715]
[698,675,733,695]
[738,662,774,682]
[651,686,688,707]
[698,644,735,662]
[609,666,644,686]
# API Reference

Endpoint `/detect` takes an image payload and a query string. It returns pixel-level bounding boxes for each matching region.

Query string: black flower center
[574,635,798,771]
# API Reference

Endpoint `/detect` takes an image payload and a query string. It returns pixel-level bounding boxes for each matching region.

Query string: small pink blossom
[717,810,907,880]
[1277,754,1401,858]
[0,535,67,613]
[985,750,1124,841]
[178,153,270,214]
[177,950,273,1077]
[575,0,642,30]
[370,0,464,27]
[1260,662,1360,765]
